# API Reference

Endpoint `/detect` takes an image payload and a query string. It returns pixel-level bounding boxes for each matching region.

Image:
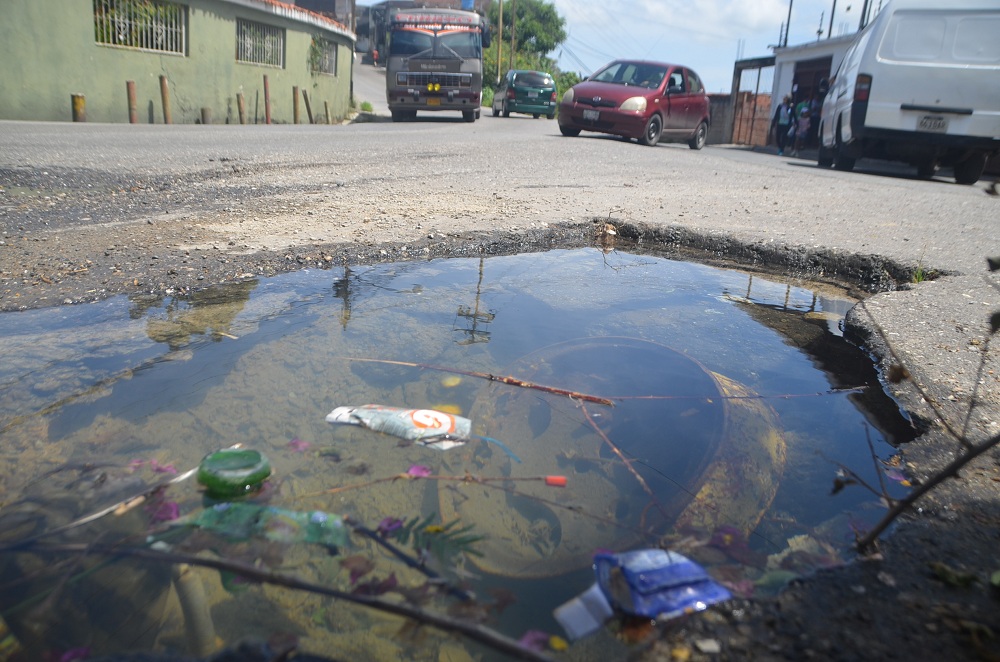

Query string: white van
[818,0,1000,184]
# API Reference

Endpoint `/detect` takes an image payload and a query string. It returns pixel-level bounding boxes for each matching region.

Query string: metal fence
[236,19,285,68]
[732,61,775,147]
[93,0,186,55]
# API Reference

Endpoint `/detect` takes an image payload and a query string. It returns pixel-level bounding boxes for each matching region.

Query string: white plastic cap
[553,583,614,641]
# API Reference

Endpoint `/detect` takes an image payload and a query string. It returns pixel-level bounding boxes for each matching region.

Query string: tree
[487,0,566,58]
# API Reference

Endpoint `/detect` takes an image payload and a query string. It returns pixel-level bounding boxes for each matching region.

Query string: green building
[1,0,356,124]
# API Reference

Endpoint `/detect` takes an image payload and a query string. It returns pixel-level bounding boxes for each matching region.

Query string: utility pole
[455,258,495,344]
[508,0,517,71]
[496,0,503,84]
[784,0,794,46]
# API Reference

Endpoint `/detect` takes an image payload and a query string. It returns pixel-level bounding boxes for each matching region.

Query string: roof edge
[217,0,355,42]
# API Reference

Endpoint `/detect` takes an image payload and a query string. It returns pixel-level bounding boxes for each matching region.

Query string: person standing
[771,95,795,156]
[793,106,811,157]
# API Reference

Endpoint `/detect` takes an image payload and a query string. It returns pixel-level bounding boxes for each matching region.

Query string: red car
[558,60,710,148]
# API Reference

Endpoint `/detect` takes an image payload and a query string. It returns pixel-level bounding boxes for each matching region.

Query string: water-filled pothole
[0,248,914,660]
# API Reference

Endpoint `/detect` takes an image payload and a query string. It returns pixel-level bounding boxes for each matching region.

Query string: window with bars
[311,38,338,76]
[94,0,186,54]
[236,19,285,68]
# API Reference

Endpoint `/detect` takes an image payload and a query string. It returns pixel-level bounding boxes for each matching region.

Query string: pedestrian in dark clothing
[771,95,795,156]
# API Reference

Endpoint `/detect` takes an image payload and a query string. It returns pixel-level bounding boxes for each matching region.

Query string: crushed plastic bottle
[177,502,348,552]
[554,549,732,640]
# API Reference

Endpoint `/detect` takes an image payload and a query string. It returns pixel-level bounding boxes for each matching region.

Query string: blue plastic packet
[554,549,731,640]
[594,548,731,620]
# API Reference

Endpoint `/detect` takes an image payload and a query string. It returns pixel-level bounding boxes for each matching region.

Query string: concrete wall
[1,0,355,124]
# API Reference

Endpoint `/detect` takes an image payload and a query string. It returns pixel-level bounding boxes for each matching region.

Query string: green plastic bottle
[196,448,271,498]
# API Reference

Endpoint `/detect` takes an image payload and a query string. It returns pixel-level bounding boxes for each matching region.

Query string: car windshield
[515,72,553,87]
[591,62,667,89]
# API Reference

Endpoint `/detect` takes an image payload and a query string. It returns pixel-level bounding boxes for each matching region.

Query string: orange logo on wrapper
[409,409,457,434]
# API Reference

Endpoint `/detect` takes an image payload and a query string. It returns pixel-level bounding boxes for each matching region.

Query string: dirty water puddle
[0,248,913,660]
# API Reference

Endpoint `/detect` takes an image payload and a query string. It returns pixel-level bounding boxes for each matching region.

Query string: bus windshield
[389,29,481,59]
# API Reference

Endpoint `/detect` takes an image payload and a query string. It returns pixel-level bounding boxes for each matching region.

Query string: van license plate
[427,98,441,106]
[583,109,600,121]
[918,115,947,133]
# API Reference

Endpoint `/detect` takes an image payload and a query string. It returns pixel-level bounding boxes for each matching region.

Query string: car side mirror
[668,85,682,95]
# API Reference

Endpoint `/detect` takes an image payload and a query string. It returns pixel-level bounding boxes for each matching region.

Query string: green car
[492,69,557,119]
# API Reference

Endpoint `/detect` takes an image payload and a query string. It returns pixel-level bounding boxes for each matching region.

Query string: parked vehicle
[818,0,1000,184]
[557,60,710,148]
[492,69,557,119]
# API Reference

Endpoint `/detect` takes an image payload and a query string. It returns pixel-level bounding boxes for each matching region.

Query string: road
[0,116,998,660]
[352,58,389,116]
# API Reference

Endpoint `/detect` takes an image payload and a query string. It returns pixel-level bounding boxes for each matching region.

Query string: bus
[383,8,491,122]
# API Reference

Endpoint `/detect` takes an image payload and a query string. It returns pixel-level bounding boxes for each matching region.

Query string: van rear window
[880,11,1000,65]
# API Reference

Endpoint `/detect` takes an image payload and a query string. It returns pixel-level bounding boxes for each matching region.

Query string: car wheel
[640,114,662,146]
[559,125,581,137]
[833,124,855,172]
[953,152,987,185]
[533,113,540,119]
[463,110,476,122]
[547,113,555,120]
[915,158,936,179]
[687,121,708,150]
[502,102,510,118]
[492,103,498,117]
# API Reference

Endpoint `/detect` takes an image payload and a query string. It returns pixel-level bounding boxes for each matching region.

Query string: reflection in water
[138,280,258,350]
[0,249,913,661]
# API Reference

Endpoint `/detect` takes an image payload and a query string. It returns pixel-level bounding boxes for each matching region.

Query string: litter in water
[326,404,522,462]
[554,548,731,640]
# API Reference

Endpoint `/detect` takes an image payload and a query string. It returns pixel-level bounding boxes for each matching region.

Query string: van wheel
[492,104,499,117]
[953,152,987,185]
[915,158,936,179]
[688,121,708,150]
[817,141,834,167]
[640,115,663,146]
[833,128,855,172]
[463,110,476,122]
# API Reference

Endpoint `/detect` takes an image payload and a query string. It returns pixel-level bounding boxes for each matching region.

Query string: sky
[546,0,874,92]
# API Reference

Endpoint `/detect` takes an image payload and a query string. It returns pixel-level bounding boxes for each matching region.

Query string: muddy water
[0,248,912,660]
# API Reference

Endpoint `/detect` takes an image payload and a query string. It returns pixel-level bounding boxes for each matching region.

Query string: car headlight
[561,88,574,103]
[620,97,647,112]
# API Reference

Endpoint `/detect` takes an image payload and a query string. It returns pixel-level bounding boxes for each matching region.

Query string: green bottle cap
[197,448,272,498]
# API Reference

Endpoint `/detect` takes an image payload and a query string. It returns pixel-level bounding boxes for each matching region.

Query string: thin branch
[340,356,616,406]
[857,431,1000,551]
[0,540,554,662]
[579,403,672,524]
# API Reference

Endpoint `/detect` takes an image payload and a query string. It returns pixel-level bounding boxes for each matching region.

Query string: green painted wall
[1,0,355,123]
